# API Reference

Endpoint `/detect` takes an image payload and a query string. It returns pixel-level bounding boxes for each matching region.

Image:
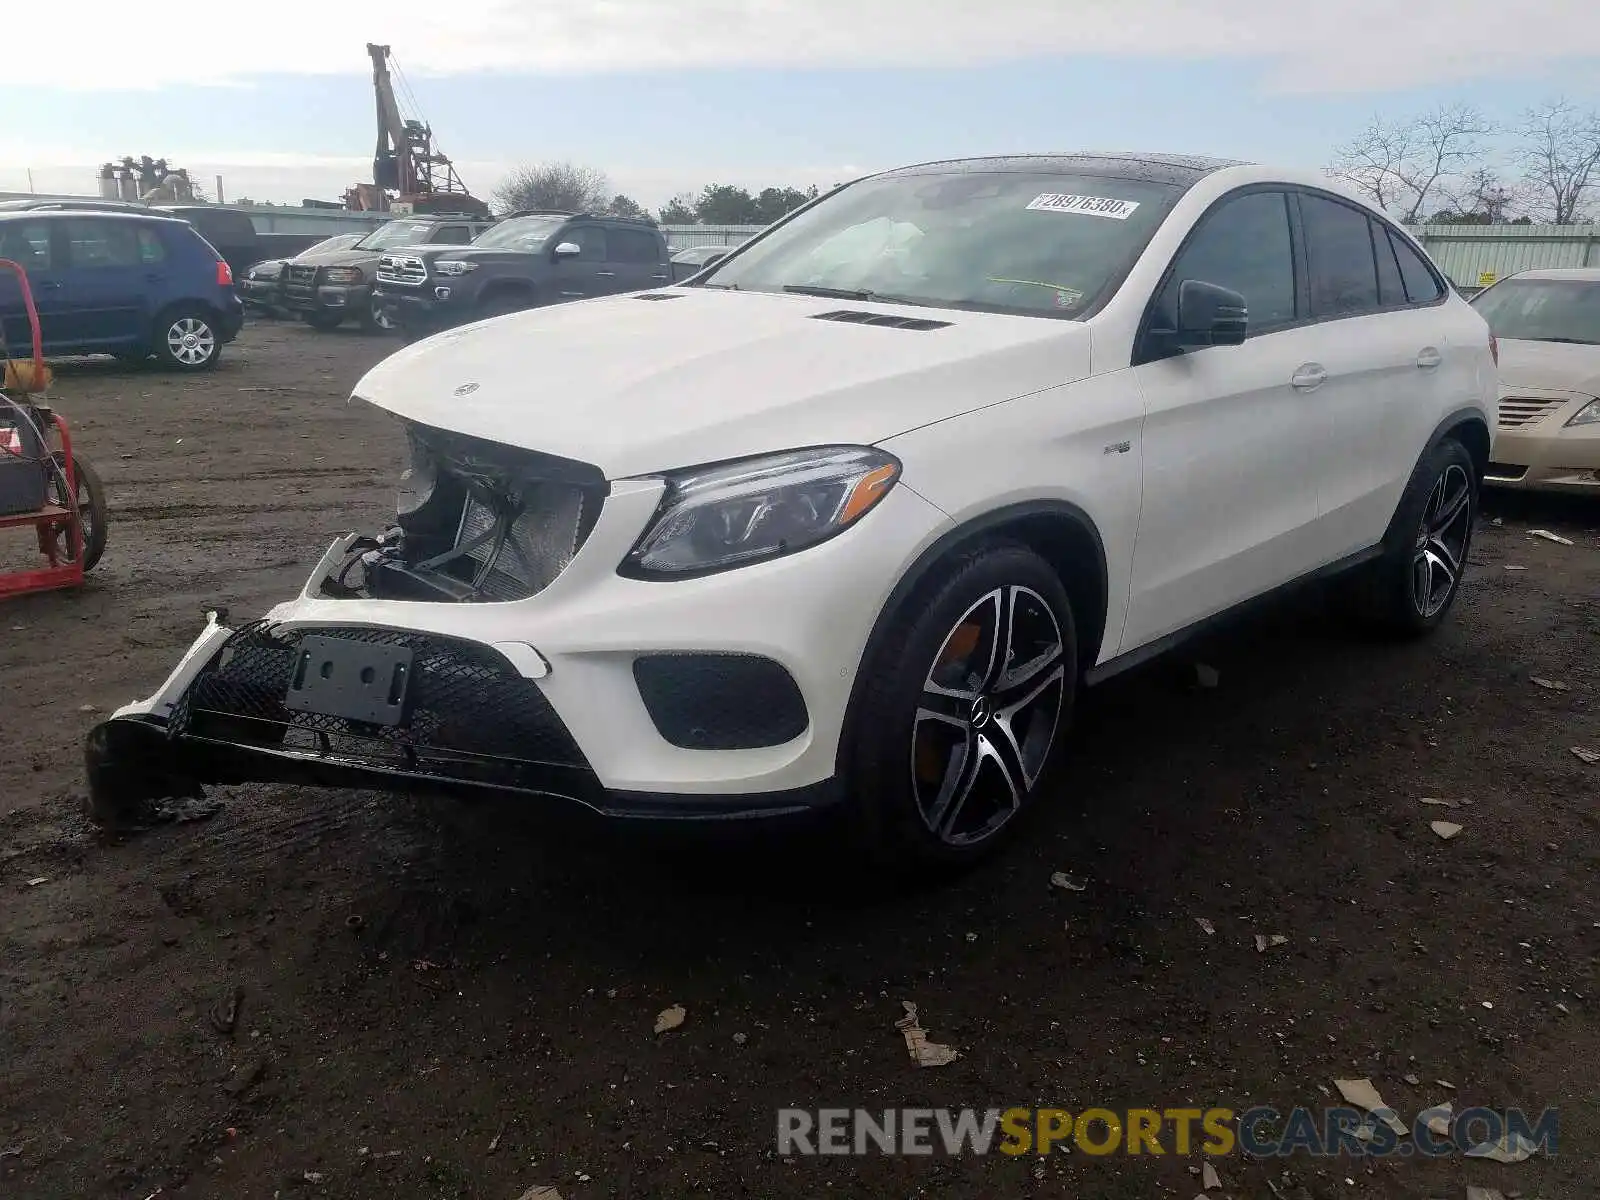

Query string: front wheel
[846,541,1077,872]
[1341,438,1477,637]
[155,309,222,371]
[362,297,396,333]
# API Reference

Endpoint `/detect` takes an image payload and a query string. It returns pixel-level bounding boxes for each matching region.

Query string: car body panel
[1486,336,1600,491]
[355,286,1091,479]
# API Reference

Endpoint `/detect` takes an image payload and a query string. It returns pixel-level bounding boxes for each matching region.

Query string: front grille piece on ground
[170,623,590,787]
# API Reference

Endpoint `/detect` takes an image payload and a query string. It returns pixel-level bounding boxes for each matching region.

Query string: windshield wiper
[1530,336,1598,345]
[782,284,929,306]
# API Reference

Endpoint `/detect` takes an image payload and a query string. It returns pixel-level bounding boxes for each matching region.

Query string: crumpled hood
[1495,338,1600,398]
[352,288,1092,479]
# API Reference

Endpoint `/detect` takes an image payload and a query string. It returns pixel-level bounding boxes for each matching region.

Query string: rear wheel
[155,308,222,371]
[1341,438,1477,637]
[846,541,1077,873]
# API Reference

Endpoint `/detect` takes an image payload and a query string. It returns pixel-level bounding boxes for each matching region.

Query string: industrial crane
[344,43,489,218]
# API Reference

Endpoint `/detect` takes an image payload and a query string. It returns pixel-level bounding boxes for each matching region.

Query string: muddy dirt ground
[0,320,1596,1199]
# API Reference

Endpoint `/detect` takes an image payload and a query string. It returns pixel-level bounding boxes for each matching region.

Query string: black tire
[153,307,223,371]
[46,452,108,572]
[1341,438,1477,637]
[478,289,534,318]
[303,310,344,332]
[845,540,1078,873]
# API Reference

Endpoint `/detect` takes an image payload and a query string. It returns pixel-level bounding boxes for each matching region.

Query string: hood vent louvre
[636,291,684,302]
[811,309,951,331]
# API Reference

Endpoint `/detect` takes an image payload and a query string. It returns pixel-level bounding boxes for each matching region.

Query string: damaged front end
[318,419,608,604]
[83,423,614,828]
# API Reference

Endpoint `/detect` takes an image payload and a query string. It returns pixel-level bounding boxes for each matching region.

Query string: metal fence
[1401,224,1600,289]
[659,224,766,250]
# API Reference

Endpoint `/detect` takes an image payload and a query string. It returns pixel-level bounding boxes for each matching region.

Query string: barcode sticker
[1026,194,1141,220]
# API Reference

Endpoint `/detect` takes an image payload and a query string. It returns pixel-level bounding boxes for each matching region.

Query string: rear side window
[1389,231,1444,304]
[137,227,168,264]
[63,218,143,268]
[1372,220,1406,307]
[1159,190,1297,332]
[609,228,663,263]
[1300,194,1379,318]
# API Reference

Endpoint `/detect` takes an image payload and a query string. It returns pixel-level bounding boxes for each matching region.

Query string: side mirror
[552,241,581,260]
[1172,279,1248,348]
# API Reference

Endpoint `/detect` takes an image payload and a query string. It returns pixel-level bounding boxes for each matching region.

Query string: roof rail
[503,208,659,226]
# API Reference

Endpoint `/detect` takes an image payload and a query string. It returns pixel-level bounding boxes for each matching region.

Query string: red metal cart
[0,258,107,598]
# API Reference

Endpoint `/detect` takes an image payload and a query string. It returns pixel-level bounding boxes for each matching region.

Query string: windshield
[1472,278,1600,344]
[357,221,439,250]
[471,216,564,251]
[697,170,1183,318]
[309,233,363,254]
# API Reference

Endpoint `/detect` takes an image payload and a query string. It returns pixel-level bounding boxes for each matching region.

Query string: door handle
[595,271,617,278]
[1416,347,1442,369]
[35,279,62,290]
[1290,363,1327,391]
[144,273,167,284]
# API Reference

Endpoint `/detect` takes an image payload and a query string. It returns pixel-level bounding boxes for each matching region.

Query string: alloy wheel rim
[1412,463,1472,618]
[912,586,1066,846]
[166,317,215,365]
[372,301,394,330]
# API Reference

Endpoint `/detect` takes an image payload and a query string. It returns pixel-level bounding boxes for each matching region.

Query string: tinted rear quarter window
[1300,194,1380,318]
[1372,220,1406,306]
[0,219,52,269]
[1159,190,1297,332]
[1390,232,1444,304]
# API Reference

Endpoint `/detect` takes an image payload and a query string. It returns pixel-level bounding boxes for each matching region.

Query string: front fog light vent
[633,653,808,749]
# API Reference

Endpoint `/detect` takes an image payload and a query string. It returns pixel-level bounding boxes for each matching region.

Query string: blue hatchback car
[0,210,244,371]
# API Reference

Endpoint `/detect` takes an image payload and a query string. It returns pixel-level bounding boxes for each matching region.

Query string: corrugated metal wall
[1403,224,1600,288]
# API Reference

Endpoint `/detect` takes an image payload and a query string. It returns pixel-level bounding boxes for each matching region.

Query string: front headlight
[623,446,901,578]
[1565,397,1600,427]
[434,260,478,276]
[324,267,364,284]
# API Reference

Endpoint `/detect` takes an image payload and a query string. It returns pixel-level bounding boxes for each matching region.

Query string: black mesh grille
[172,622,587,772]
[632,653,808,750]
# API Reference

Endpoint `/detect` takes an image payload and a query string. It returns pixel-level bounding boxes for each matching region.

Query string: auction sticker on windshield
[1026,194,1140,219]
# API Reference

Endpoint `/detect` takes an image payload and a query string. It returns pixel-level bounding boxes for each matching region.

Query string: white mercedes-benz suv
[87,153,1498,869]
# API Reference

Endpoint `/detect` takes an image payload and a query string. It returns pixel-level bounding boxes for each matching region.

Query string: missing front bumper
[84,620,840,826]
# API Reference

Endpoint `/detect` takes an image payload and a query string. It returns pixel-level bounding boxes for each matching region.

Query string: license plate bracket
[285,635,414,727]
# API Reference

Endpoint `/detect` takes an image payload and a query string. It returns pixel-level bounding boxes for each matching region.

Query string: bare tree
[492,162,612,215]
[1331,104,1495,223]
[1435,166,1526,223]
[1515,98,1600,224]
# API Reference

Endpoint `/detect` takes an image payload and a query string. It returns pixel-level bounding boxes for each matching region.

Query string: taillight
[216,260,234,286]
[1,427,22,457]
[1489,331,1499,365]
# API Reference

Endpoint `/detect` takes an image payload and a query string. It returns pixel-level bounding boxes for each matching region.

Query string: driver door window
[1154,190,1298,337]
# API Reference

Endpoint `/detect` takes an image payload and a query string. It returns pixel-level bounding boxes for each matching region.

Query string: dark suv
[373,211,670,338]
[0,210,244,371]
[285,216,493,332]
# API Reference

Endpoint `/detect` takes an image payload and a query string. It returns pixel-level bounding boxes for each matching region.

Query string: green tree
[751,185,818,224]
[694,184,760,225]
[607,193,646,219]
[658,193,697,224]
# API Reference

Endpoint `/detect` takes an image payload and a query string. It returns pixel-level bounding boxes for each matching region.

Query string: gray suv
[286,215,494,332]
[373,210,670,338]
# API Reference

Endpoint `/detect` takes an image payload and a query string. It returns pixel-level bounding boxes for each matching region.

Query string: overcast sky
[4,0,1599,208]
